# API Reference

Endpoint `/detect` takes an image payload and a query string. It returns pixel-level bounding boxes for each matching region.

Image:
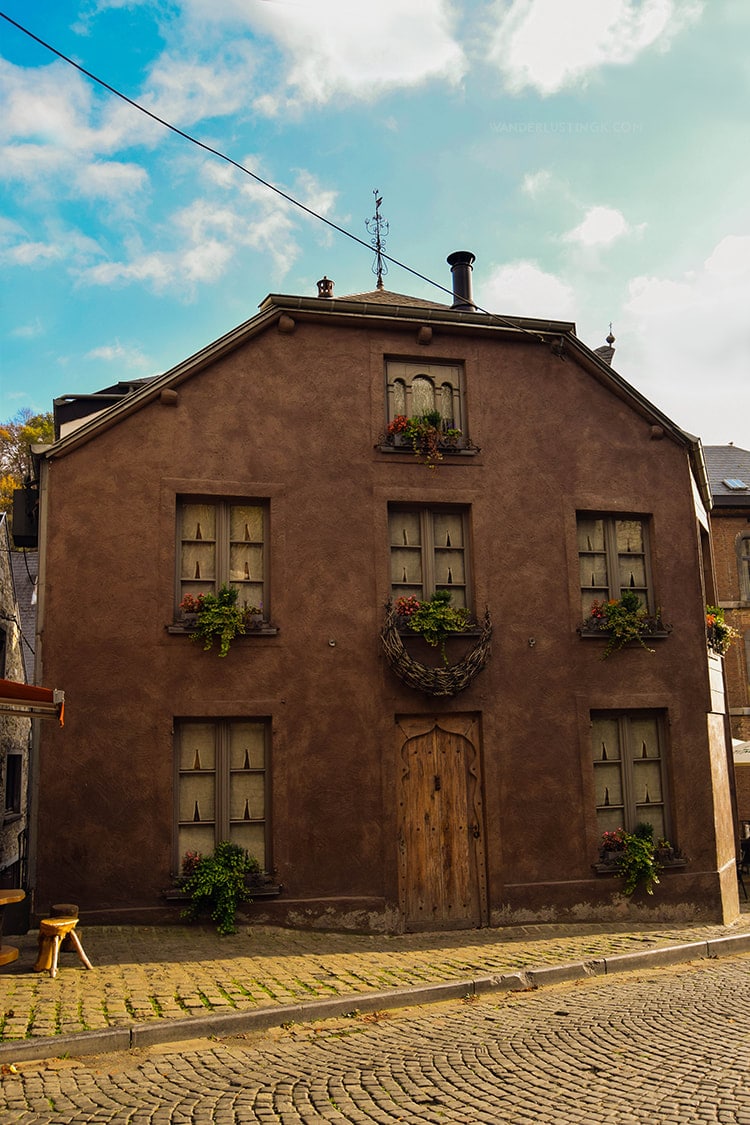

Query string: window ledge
[593,856,687,875]
[377,443,480,457]
[163,880,282,902]
[166,623,279,637]
[2,813,22,826]
[578,628,671,642]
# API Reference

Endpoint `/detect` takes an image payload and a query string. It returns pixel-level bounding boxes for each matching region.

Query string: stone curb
[2,935,749,1064]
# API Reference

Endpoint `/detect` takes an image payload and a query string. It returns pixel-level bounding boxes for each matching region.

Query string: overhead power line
[0,10,552,338]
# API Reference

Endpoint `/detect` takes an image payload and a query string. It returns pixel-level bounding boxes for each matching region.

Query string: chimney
[317,276,334,298]
[447,251,476,311]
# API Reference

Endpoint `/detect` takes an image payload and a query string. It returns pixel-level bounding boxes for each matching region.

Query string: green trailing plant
[618,823,661,896]
[583,590,668,658]
[182,584,248,657]
[706,605,739,656]
[180,842,260,935]
[395,590,471,665]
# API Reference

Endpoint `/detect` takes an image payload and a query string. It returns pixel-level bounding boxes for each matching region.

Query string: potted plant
[706,605,739,656]
[599,823,662,895]
[180,584,260,656]
[179,841,260,935]
[385,411,462,469]
[599,828,626,864]
[395,590,471,664]
[581,590,669,657]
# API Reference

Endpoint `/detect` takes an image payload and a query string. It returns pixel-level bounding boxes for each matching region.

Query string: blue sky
[1,0,748,446]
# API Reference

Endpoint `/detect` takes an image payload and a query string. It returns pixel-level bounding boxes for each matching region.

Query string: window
[386,360,465,435]
[389,507,470,608]
[178,499,268,618]
[738,533,750,604]
[4,754,21,817]
[577,515,651,619]
[591,711,668,839]
[175,719,269,870]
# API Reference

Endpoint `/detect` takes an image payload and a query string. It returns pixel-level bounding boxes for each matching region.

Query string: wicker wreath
[380,603,492,696]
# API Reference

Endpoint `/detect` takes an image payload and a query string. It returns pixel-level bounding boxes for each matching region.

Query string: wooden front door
[397,715,488,931]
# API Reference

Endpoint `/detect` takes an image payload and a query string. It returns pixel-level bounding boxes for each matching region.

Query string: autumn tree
[0,409,53,516]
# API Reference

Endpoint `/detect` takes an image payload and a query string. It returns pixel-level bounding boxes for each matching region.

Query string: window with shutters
[176,498,268,621]
[388,506,470,609]
[591,711,669,839]
[577,514,653,619]
[175,719,269,871]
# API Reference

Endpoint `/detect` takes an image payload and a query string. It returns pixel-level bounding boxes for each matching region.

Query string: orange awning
[0,680,65,725]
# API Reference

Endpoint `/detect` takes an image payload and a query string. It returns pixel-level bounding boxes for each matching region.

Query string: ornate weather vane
[365,189,389,290]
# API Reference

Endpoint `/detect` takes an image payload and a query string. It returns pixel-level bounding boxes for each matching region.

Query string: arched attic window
[385,361,465,436]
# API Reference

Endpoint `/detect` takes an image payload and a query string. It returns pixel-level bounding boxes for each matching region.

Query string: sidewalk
[2,911,750,1063]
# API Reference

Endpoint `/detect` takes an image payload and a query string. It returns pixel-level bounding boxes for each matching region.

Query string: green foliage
[706,606,739,656]
[0,408,53,518]
[188,584,246,657]
[585,590,666,658]
[617,825,661,896]
[396,589,470,665]
[180,842,260,935]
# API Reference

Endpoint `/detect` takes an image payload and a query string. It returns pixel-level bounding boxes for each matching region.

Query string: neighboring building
[0,516,31,891]
[9,550,38,686]
[703,445,750,824]
[31,257,739,930]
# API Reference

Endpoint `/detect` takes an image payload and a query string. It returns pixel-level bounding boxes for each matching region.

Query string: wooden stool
[33,918,93,978]
[0,890,25,969]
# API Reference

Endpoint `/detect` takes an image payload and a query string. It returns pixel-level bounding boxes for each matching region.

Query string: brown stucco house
[30,255,739,930]
[703,445,750,827]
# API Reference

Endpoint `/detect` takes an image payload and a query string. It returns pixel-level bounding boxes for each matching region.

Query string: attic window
[723,478,749,491]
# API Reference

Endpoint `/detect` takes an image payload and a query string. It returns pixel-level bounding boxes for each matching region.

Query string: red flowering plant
[384,411,462,469]
[179,593,205,615]
[600,829,626,855]
[181,850,203,878]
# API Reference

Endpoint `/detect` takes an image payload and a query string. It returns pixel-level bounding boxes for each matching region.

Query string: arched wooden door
[397,715,488,931]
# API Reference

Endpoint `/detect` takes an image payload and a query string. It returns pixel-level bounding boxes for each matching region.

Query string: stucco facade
[32,277,738,930]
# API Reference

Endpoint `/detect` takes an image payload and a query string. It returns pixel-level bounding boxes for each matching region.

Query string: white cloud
[486,0,703,95]
[620,234,750,441]
[85,341,149,368]
[11,319,45,340]
[483,260,577,321]
[237,0,466,109]
[74,162,149,201]
[563,205,642,248]
[522,170,554,196]
[75,159,336,293]
[4,241,64,266]
[141,44,258,126]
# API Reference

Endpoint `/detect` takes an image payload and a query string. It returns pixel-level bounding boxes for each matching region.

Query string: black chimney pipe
[447,251,476,311]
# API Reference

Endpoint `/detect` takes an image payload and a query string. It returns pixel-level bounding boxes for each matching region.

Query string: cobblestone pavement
[3,953,750,1122]
[2,912,750,1055]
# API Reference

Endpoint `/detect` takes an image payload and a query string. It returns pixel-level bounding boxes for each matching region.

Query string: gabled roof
[40,285,709,504]
[340,287,451,310]
[703,446,750,507]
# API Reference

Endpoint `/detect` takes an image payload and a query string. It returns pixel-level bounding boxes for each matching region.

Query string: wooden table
[0,889,25,966]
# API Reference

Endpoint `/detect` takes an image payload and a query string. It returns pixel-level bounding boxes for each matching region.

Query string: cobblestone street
[3,953,750,1122]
